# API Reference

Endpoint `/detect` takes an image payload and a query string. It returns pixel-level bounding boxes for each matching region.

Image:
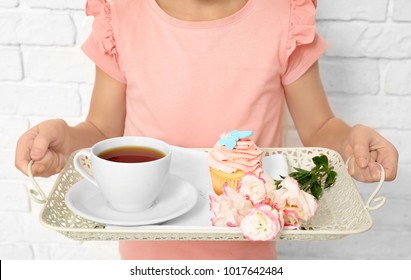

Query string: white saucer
[65,174,198,226]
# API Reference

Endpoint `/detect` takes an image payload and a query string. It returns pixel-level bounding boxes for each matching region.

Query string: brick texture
[0,0,409,260]
[393,0,411,22]
[23,0,86,10]
[25,47,94,83]
[0,47,23,80]
[384,59,411,95]
[317,0,389,21]
[0,0,19,8]
[318,22,411,58]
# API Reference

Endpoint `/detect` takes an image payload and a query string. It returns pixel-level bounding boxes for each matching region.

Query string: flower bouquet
[209,155,337,241]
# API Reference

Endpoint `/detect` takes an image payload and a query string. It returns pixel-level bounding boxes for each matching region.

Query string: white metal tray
[28,147,385,241]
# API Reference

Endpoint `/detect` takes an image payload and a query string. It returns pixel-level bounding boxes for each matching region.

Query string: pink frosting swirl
[208,133,263,173]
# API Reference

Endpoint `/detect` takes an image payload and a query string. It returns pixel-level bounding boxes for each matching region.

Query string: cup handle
[73,149,98,187]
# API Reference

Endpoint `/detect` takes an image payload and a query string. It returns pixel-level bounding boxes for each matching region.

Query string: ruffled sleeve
[281,0,327,85]
[81,0,126,84]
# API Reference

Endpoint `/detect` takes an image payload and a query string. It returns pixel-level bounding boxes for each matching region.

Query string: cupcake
[208,130,263,195]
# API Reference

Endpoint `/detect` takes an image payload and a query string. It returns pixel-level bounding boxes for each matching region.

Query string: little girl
[15,0,398,259]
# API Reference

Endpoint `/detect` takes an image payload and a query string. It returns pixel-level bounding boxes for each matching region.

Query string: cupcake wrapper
[209,168,244,195]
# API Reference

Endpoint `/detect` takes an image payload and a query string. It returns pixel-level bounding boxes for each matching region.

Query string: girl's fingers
[29,150,64,177]
[15,123,62,177]
[350,126,372,169]
[30,130,54,161]
[15,129,37,175]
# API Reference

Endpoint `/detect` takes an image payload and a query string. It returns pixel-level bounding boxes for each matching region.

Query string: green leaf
[293,167,310,174]
[312,155,328,168]
[325,170,337,188]
[275,155,337,200]
[310,181,322,200]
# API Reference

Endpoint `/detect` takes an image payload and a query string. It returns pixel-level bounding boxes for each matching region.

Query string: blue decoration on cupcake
[218,130,254,150]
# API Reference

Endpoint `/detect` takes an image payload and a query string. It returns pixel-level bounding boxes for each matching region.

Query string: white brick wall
[0,0,409,260]
[280,0,411,260]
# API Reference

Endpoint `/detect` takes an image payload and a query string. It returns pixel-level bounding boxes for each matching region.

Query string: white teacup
[73,136,172,212]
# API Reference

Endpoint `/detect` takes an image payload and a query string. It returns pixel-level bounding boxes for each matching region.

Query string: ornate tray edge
[32,147,379,241]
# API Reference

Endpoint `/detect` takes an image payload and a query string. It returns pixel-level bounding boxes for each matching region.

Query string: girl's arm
[284,62,398,182]
[15,66,126,177]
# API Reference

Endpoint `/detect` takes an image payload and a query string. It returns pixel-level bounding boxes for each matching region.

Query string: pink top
[82,0,327,260]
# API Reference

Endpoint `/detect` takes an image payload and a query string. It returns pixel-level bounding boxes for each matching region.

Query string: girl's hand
[15,66,127,178]
[15,119,71,177]
[344,125,398,182]
[284,62,398,183]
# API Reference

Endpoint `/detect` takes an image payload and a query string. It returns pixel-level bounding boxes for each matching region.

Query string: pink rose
[240,205,283,241]
[238,166,276,205]
[282,208,300,227]
[210,184,253,227]
[238,172,267,205]
[273,176,318,222]
[255,166,276,203]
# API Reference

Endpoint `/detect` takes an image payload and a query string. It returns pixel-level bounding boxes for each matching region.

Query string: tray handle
[27,160,48,204]
[346,157,386,211]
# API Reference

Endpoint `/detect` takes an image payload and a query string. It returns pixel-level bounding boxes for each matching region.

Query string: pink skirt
[119,240,277,260]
